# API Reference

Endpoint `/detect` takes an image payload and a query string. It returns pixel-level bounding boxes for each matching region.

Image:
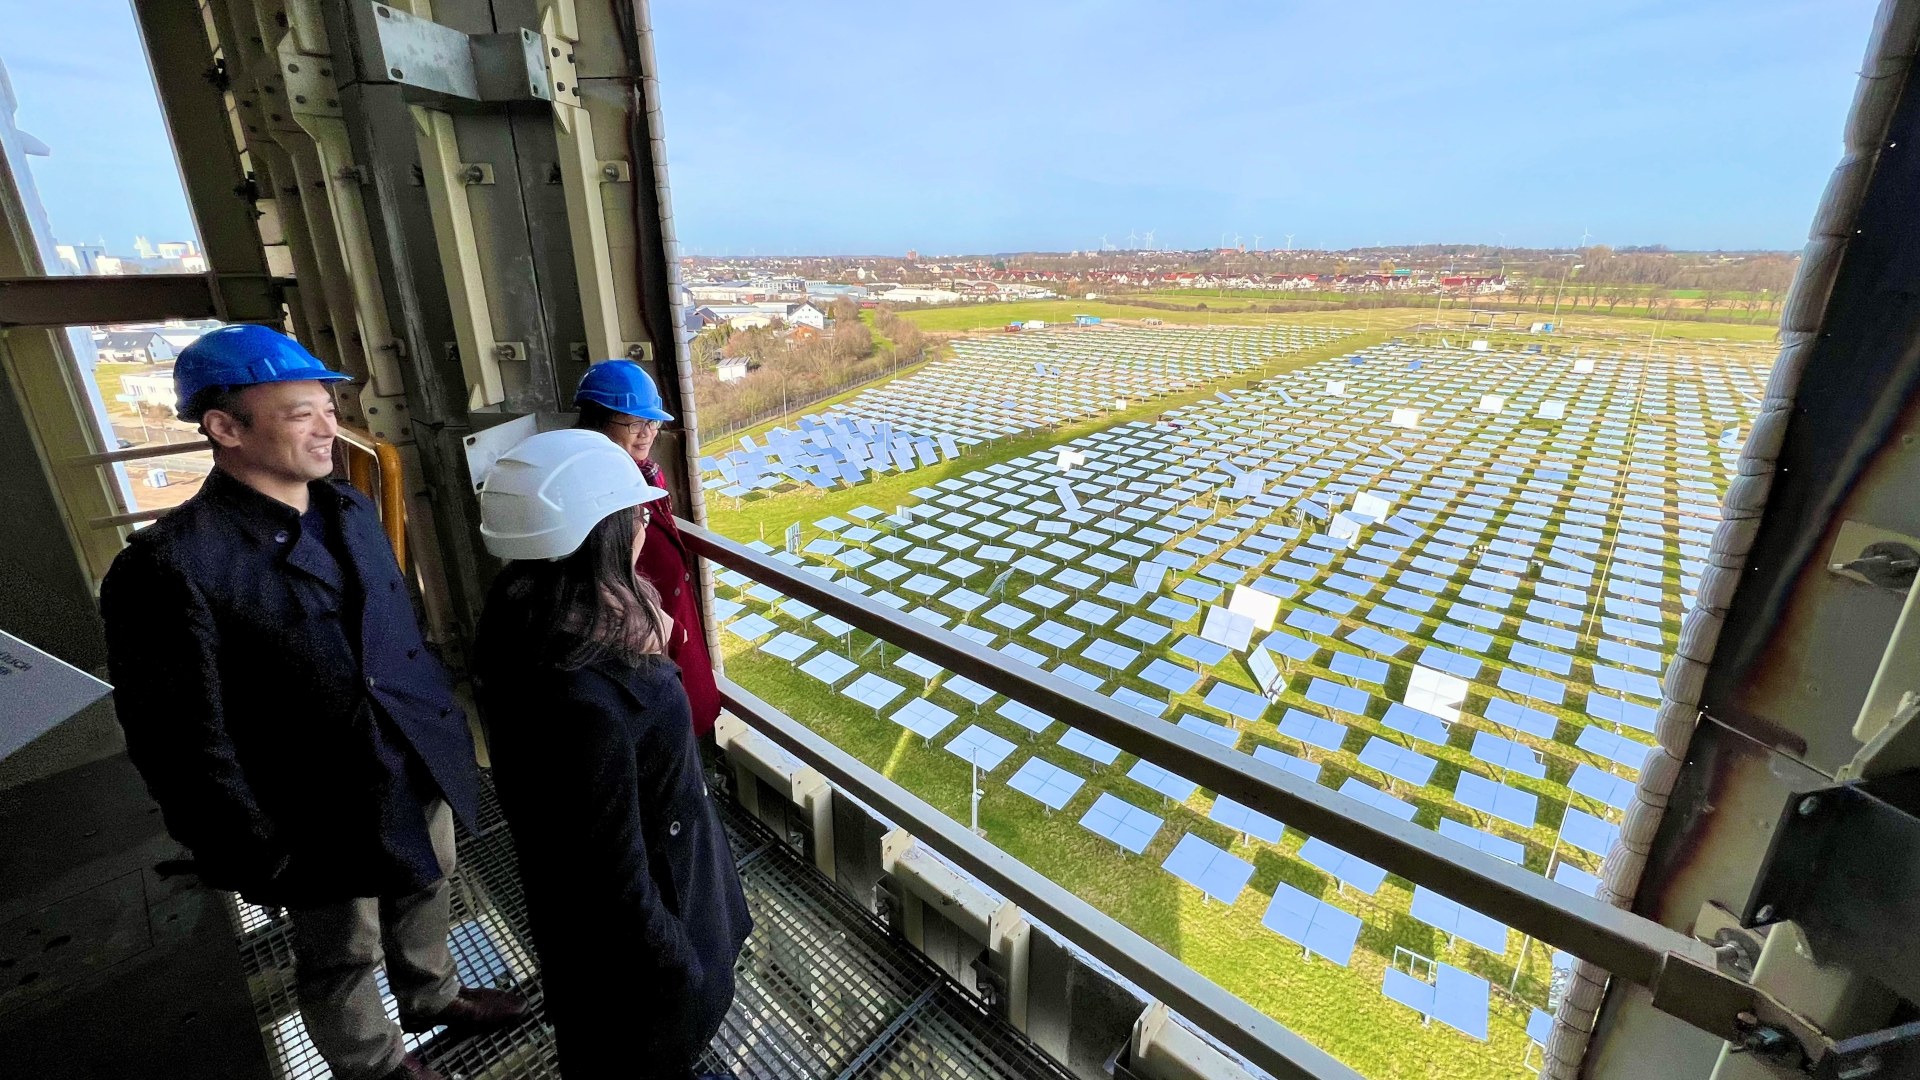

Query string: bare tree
[1602,282,1633,315]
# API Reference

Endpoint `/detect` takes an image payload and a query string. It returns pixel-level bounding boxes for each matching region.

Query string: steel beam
[129,0,273,278]
[0,274,287,330]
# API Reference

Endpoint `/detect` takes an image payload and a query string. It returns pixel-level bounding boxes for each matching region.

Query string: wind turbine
[1285,233,1295,252]
[1232,233,1243,251]
[1124,228,1139,249]
[1252,234,1263,252]
[1579,226,1593,248]
[1098,234,1111,252]
[1143,228,1156,251]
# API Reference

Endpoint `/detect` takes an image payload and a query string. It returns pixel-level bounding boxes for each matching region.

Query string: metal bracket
[1814,1020,1920,1080]
[361,4,552,107]
[1742,777,1920,1004]
[1827,520,1920,592]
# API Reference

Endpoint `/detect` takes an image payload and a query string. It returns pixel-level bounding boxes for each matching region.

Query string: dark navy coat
[100,469,479,906]
[474,584,751,1068]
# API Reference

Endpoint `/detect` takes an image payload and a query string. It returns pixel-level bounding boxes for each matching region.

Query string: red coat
[636,464,720,737]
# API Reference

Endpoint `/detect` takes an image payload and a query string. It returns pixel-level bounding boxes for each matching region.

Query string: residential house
[120,368,178,414]
[97,330,180,364]
[787,302,826,330]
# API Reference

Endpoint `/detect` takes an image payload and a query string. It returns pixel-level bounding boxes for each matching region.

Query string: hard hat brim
[175,369,351,422]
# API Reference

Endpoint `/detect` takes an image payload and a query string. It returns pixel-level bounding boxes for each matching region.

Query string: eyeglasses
[610,417,662,432]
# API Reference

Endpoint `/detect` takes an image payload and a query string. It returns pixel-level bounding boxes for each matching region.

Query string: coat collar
[638,459,689,554]
[200,468,356,590]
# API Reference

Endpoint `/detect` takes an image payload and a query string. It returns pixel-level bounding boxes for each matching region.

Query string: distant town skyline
[3,0,1876,257]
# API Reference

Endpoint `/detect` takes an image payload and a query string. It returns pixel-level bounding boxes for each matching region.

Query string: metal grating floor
[228,772,1077,1080]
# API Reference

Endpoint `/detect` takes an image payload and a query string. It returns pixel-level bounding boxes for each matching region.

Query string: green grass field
[891,300,1394,333]
[888,297,1781,343]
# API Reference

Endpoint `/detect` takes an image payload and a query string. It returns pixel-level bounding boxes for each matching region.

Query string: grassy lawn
[890,298,1780,342]
[891,300,1396,333]
[860,308,896,350]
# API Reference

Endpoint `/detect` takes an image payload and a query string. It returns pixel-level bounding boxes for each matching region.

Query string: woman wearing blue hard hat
[572,360,722,741]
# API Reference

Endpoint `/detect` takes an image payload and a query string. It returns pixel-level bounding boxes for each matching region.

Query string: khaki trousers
[286,800,459,1080]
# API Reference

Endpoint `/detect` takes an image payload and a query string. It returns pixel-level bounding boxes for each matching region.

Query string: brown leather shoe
[380,1053,446,1080]
[399,986,531,1036]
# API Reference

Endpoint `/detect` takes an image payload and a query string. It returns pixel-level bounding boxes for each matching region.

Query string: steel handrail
[80,423,408,567]
[677,518,1810,1059]
[334,424,407,567]
[717,676,1362,1080]
[74,440,211,467]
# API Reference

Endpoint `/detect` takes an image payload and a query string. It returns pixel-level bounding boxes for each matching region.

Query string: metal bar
[335,424,407,566]
[830,983,940,1080]
[80,427,405,568]
[90,508,170,530]
[680,520,1721,990]
[0,274,288,330]
[73,441,212,468]
[719,677,1362,1080]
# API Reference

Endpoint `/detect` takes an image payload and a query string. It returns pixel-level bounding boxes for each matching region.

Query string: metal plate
[1743,777,1920,1004]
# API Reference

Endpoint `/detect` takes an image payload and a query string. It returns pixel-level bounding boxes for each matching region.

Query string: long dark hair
[480,505,669,671]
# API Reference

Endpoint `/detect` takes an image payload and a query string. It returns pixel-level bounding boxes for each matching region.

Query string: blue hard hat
[575,360,673,422]
[174,324,348,422]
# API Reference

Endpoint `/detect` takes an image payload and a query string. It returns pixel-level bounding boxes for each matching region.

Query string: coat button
[365,676,378,690]
[407,647,420,659]
[673,586,682,597]
[669,820,681,837]
[439,706,453,718]
[273,530,289,543]
[390,580,400,592]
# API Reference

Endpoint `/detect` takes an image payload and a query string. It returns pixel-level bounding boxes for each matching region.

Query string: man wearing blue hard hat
[573,360,722,742]
[100,324,527,1080]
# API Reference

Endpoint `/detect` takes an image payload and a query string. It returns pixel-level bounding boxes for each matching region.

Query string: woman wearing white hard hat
[471,429,749,1078]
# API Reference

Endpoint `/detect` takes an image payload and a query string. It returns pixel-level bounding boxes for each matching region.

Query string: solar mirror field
[700,324,1354,495]
[710,324,1773,1079]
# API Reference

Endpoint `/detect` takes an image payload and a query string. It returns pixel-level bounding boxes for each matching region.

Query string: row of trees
[1498,248,1795,321]
[689,299,942,438]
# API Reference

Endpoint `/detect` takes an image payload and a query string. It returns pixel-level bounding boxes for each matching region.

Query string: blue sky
[1,0,1878,256]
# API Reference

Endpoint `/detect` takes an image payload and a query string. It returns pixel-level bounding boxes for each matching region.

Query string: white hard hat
[478,429,667,561]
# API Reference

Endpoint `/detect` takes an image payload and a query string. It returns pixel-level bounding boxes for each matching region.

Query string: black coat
[474,589,751,1066]
[100,469,479,906]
